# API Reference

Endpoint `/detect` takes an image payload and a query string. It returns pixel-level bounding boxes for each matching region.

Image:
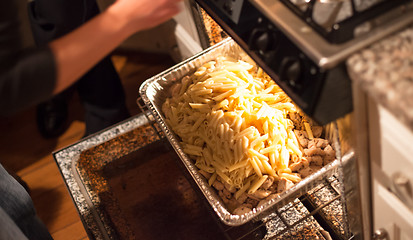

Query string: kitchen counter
[347,24,413,238]
[346,25,413,132]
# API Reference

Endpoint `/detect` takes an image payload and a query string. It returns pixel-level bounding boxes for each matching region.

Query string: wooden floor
[0,51,175,240]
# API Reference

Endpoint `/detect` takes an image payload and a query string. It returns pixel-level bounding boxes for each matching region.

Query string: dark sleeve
[0,1,56,116]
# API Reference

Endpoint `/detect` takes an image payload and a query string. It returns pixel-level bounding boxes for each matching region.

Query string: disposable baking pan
[139,38,352,226]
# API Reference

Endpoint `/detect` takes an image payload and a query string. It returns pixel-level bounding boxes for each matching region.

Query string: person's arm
[0,0,180,115]
[50,0,181,95]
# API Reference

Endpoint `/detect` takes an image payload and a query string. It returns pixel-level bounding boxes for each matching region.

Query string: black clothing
[0,1,56,116]
[28,0,130,135]
[1,4,54,240]
[0,0,126,239]
[36,97,69,138]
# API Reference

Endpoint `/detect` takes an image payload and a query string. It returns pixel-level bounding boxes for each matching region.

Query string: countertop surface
[346,25,413,132]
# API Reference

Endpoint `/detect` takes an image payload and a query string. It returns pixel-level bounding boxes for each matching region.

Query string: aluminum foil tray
[139,38,351,226]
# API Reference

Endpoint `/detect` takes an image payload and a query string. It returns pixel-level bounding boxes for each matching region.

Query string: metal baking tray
[139,38,353,226]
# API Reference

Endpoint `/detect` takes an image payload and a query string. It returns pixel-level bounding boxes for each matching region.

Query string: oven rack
[221,175,353,240]
[137,96,166,140]
[137,96,353,240]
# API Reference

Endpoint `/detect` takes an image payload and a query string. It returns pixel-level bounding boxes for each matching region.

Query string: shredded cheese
[162,57,303,193]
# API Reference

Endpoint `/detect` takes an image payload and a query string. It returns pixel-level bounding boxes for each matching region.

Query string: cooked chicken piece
[257,193,279,208]
[289,112,303,129]
[324,157,335,165]
[217,175,225,183]
[289,112,299,121]
[248,189,272,200]
[299,165,322,178]
[227,198,240,212]
[234,204,252,215]
[290,157,310,171]
[246,197,259,207]
[323,145,336,164]
[222,188,232,199]
[294,130,309,148]
[198,169,211,179]
[290,162,302,172]
[218,191,229,204]
[268,180,278,192]
[304,146,325,156]
[246,193,260,201]
[312,126,323,138]
[307,155,323,166]
[257,200,266,209]
[277,177,294,193]
[260,176,275,190]
[324,144,335,157]
[170,82,181,98]
[212,181,224,191]
[236,192,248,204]
[308,138,329,149]
[265,193,279,201]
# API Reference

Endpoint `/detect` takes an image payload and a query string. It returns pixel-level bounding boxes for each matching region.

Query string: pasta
[162,56,302,190]
[162,56,336,214]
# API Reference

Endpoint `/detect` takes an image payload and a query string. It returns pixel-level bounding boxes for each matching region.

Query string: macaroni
[162,56,303,195]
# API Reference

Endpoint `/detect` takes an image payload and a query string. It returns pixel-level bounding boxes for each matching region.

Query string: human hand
[110,0,182,33]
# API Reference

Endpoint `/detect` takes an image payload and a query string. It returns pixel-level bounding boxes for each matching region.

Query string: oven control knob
[222,2,233,15]
[279,57,303,90]
[249,29,278,55]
